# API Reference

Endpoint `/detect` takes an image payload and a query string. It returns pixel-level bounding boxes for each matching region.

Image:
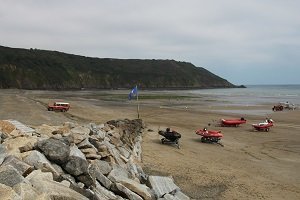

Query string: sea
[183,85,300,116]
[187,85,300,106]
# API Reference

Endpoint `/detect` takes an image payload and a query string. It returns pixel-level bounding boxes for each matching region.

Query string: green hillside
[0,45,239,90]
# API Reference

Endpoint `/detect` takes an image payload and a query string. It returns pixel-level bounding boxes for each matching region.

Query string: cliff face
[0,45,236,90]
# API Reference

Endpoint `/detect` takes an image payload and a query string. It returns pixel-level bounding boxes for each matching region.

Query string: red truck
[47,102,70,112]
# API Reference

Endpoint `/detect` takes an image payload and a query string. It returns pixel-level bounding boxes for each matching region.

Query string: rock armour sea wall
[0,119,190,200]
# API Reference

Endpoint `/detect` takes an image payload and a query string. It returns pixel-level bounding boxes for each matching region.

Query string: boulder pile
[0,119,189,200]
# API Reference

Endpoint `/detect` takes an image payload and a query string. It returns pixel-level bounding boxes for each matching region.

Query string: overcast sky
[1,0,299,85]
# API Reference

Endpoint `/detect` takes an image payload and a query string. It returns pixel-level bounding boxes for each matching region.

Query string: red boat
[220,118,246,127]
[195,128,223,145]
[252,122,273,132]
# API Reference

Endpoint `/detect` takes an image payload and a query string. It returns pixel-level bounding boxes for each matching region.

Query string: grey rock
[77,138,95,149]
[93,160,112,175]
[112,183,143,200]
[119,178,153,200]
[0,165,25,187]
[2,155,34,176]
[77,173,95,187]
[64,144,88,176]
[70,184,100,200]
[0,144,8,165]
[26,170,89,200]
[118,146,131,159]
[37,138,70,165]
[108,166,130,183]
[89,163,112,189]
[148,176,180,198]
[108,166,153,200]
[23,150,60,180]
[93,181,118,200]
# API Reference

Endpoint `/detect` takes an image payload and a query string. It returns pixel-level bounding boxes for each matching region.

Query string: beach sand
[0,89,299,199]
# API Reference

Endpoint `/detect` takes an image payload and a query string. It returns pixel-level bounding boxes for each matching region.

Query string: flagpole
[136,85,140,119]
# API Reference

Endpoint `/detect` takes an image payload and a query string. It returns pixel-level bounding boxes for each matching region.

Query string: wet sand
[0,89,299,200]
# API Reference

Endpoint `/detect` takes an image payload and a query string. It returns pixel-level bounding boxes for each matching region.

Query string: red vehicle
[220,118,246,127]
[252,121,274,132]
[195,128,223,145]
[47,102,70,112]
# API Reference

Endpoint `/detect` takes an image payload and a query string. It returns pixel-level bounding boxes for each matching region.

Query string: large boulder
[89,163,112,189]
[0,165,25,187]
[37,138,70,165]
[23,150,61,180]
[2,155,34,176]
[147,176,190,199]
[26,170,89,200]
[108,166,153,200]
[63,144,88,176]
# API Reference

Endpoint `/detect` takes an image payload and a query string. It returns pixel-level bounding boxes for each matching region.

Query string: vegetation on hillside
[0,45,238,90]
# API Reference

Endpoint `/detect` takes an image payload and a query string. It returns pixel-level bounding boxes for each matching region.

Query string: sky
[0,0,299,85]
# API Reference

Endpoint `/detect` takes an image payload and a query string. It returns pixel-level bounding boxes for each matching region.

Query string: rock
[92,160,112,175]
[118,146,131,159]
[107,130,122,146]
[77,138,95,149]
[147,176,180,199]
[103,141,126,167]
[85,154,102,160]
[23,150,60,180]
[26,170,89,200]
[18,141,35,153]
[71,126,91,135]
[64,144,88,176]
[70,184,100,200]
[2,136,38,159]
[2,155,34,176]
[107,166,131,183]
[35,124,58,138]
[80,147,98,155]
[68,133,88,144]
[37,138,70,165]
[119,178,153,200]
[0,144,8,165]
[0,165,25,187]
[77,173,95,187]
[0,183,22,200]
[112,182,143,200]
[13,182,40,200]
[93,181,118,200]
[89,163,112,189]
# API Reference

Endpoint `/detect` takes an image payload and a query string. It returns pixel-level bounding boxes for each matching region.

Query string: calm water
[187,85,300,106]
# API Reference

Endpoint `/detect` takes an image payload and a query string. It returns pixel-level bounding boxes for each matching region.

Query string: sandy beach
[0,89,299,200]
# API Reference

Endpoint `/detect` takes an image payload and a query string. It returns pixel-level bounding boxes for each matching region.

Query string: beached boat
[252,122,273,132]
[220,118,246,127]
[195,128,223,145]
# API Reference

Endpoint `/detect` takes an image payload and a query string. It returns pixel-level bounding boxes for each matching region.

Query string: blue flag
[128,86,138,100]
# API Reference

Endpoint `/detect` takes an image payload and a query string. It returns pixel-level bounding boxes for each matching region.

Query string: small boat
[220,118,246,127]
[195,128,223,146]
[252,122,273,132]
